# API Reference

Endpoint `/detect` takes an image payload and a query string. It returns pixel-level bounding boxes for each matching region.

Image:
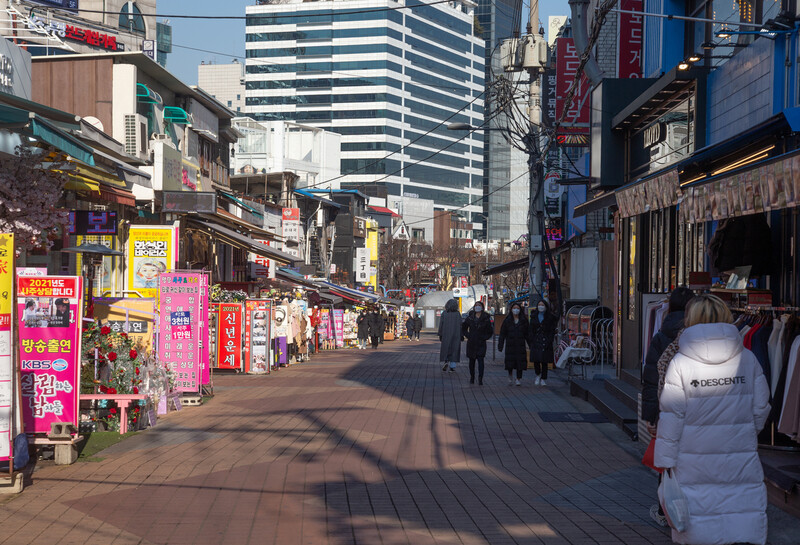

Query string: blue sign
[30,0,78,10]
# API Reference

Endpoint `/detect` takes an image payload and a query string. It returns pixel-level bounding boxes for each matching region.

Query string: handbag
[641,438,664,473]
[658,468,689,532]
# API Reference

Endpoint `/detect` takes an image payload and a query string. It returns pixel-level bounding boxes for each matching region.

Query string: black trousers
[413,329,420,339]
[507,368,523,379]
[533,361,549,379]
[468,357,485,378]
[370,335,380,348]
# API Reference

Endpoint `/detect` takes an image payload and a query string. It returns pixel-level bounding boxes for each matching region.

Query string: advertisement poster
[128,225,175,299]
[94,298,155,353]
[216,303,243,370]
[244,300,271,374]
[333,309,344,348]
[157,272,201,392]
[282,208,300,258]
[0,234,13,459]
[17,275,83,434]
[318,309,330,341]
[199,272,210,385]
[75,235,118,297]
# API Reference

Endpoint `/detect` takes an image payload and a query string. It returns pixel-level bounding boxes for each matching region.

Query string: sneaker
[448,368,455,373]
[534,376,541,386]
[649,504,668,527]
[508,377,514,385]
[442,362,449,372]
[515,379,521,386]
[540,380,547,386]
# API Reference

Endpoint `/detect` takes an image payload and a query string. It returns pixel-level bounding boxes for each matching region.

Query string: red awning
[368,206,400,217]
[98,184,136,207]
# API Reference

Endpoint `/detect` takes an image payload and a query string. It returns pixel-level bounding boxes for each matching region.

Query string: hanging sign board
[128,225,175,299]
[199,272,211,385]
[216,303,243,370]
[243,300,271,374]
[0,234,14,460]
[157,272,201,392]
[333,309,344,348]
[17,275,83,434]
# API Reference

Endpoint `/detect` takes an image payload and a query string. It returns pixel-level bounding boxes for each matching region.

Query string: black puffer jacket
[498,315,530,370]
[461,310,493,358]
[529,312,557,363]
[642,310,684,423]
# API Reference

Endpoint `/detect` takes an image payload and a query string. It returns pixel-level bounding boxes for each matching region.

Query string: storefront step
[570,379,639,440]
[604,379,640,413]
[619,368,642,389]
[760,450,800,518]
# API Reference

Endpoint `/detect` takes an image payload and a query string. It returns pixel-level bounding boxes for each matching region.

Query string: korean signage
[157,273,201,392]
[555,37,590,136]
[546,218,564,241]
[199,272,211,386]
[333,309,344,348]
[0,235,13,460]
[94,298,155,353]
[617,0,643,79]
[250,239,276,279]
[152,142,200,192]
[30,1,78,11]
[17,276,83,434]
[216,303,242,370]
[355,247,369,282]
[68,210,117,236]
[29,16,123,51]
[128,225,175,299]
[244,300,271,374]
[544,171,563,216]
[282,208,301,258]
[366,224,378,289]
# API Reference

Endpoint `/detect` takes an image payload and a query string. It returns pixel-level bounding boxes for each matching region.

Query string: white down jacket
[655,322,770,545]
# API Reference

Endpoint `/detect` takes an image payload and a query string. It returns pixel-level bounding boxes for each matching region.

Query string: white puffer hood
[678,322,743,365]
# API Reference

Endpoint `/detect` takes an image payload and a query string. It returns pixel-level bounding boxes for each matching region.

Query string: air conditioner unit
[124,113,148,160]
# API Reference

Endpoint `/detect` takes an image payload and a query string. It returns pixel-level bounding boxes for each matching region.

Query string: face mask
[512,308,520,315]
[474,306,482,313]
[537,305,546,312]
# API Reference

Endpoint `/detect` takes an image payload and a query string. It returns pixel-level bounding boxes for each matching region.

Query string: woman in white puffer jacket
[655,294,771,545]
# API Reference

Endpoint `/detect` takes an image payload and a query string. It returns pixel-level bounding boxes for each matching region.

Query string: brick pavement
[0,336,681,544]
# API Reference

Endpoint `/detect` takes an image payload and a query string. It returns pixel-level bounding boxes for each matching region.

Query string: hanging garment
[768,318,785,396]
[740,324,752,341]
[743,323,759,350]
[778,336,800,431]
[751,325,772,386]
[778,339,800,439]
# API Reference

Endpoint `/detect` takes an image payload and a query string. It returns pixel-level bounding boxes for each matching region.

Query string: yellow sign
[0,234,13,318]
[366,221,378,290]
[127,225,175,299]
[94,298,156,353]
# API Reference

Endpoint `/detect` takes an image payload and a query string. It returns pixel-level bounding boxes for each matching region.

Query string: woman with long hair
[655,294,770,545]
[498,302,530,386]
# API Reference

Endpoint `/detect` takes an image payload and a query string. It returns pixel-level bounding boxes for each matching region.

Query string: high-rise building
[244,0,485,215]
[198,61,246,114]
[476,0,524,241]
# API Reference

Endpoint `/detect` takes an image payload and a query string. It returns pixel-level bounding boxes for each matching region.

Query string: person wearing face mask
[461,301,494,385]
[498,302,530,385]
[529,300,557,385]
[438,299,462,372]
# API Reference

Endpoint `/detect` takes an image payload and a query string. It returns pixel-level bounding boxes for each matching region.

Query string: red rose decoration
[109,408,117,415]
[107,352,117,362]
[132,417,137,423]
[129,349,138,360]
[108,387,117,394]
[100,326,111,335]
[99,385,108,393]
[120,332,128,338]
[135,368,140,375]
[133,387,138,394]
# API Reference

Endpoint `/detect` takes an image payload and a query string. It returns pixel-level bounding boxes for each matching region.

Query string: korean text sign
[128,225,174,299]
[0,234,13,459]
[216,303,243,370]
[555,37,590,134]
[244,300,271,374]
[17,276,83,434]
[157,273,201,392]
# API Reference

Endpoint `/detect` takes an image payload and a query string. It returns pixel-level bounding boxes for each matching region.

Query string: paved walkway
[0,337,695,543]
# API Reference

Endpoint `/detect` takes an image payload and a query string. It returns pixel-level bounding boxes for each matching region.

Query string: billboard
[555,37,590,136]
[127,225,175,299]
[157,272,201,393]
[617,0,644,79]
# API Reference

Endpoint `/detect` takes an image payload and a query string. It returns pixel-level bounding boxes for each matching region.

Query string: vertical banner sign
[555,38,590,137]
[333,309,344,348]
[157,272,201,392]
[318,309,330,342]
[128,225,175,299]
[617,0,643,79]
[0,234,13,460]
[17,276,83,434]
[199,272,211,385]
[216,303,243,370]
[282,208,301,258]
[355,247,369,283]
[544,171,563,216]
[250,240,276,279]
[243,300,271,374]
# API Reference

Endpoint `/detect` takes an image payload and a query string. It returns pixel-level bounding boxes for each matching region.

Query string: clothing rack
[732,306,800,451]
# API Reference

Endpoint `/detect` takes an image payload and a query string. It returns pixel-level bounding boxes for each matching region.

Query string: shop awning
[573,191,617,218]
[220,191,264,219]
[294,189,342,208]
[30,115,95,166]
[318,281,379,302]
[276,267,319,289]
[368,205,400,217]
[482,257,528,276]
[198,211,281,241]
[98,184,136,206]
[187,217,298,265]
[0,103,32,127]
[318,292,344,305]
[64,174,100,193]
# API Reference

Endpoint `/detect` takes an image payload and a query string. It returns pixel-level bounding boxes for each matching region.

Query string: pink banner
[199,272,210,385]
[17,276,83,434]
[333,310,344,348]
[157,272,201,392]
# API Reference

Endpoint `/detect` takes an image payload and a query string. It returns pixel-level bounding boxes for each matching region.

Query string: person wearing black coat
[405,314,416,341]
[529,300,557,386]
[461,302,494,385]
[368,310,385,349]
[498,302,530,386]
[356,310,370,350]
[413,314,423,340]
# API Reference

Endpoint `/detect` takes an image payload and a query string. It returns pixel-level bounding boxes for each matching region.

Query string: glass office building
[244,0,485,213]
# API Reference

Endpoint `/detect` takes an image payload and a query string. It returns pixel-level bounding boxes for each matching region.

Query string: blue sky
[158,0,569,86]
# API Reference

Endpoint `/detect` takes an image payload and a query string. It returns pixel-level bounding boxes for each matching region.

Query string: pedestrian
[368,309,384,349]
[528,300,556,386]
[405,313,416,341]
[498,302,529,385]
[413,312,423,340]
[438,298,462,372]
[641,287,695,527]
[357,310,370,350]
[655,294,770,545]
[461,301,493,385]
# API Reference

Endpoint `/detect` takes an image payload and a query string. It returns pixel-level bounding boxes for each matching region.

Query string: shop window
[119,2,146,34]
